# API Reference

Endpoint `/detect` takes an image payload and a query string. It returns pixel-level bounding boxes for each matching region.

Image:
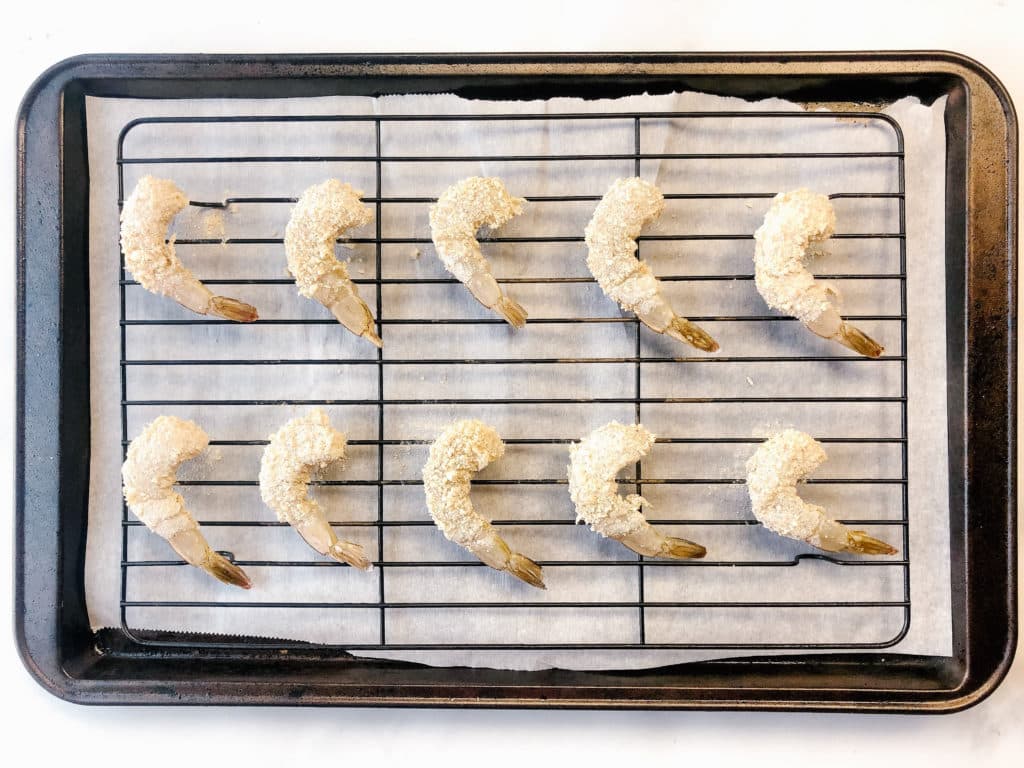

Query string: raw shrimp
[122,416,251,588]
[568,421,706,559]
[285,179,382,347]
[753,189,884,357]
[584,177,719,352]
[259,410,371,570]
[120,176,259,322]
[422,420,545,588]
[429,177,529,328]
[745,429,896,554]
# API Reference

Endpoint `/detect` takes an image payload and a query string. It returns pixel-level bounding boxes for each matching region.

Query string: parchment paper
[86,90,951,670]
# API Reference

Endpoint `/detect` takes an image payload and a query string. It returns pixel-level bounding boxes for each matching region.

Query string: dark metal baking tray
[15,52,1017,710]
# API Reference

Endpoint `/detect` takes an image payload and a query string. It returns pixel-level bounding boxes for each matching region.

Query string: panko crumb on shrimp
[422,419,545,588]
[429,177,529,328]
[122,416,251,588]
[568,421,706,559]
[745,429,896,555]
[120,176,259,322]
[585,178,719,352]
[285,179,382,347]
[259,409,371,570]
[753,189,884,357]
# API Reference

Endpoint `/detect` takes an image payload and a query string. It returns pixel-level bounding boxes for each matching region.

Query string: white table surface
[1,1,1020,765]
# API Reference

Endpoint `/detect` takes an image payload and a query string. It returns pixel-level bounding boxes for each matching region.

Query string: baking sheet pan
[15,53,1016,709]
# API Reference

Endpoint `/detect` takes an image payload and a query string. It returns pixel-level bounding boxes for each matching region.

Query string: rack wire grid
[115,106,909,653]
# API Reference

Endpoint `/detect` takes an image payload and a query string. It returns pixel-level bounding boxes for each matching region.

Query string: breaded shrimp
[259,409,371,570]
[585,178,719,352]
[422,419,545,588]
[753,189,884,357]
[745,429,896,554]
[120,176,258,322]
[429,177,529,328]
[122,416,251,588]
[285,179,382,348]
[568,421,706,559]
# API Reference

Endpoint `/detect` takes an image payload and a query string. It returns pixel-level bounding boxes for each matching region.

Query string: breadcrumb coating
[259,409,347,526]
[120,176,258,322]
[753,188,837,324]
[119,176,192,296]
[122,416,207,539]
[567,421,655,540]
[422,419,505,550]
[284,179,373,306]
[745,429,829,542]
[584,177,666,314]
[429,177,525,284]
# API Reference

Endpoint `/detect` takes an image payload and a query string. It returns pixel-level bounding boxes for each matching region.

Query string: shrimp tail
[660,536,708,559]
[495,295,528,329]
[666,316,719,353]
[506,552,546,589]
[328,539,373,571]
[208,295,260,323]
[326,292,383,348]
[844,530,897,555]
[618,528,708,560]
[362,326,384,349]
[168,528,253,589]
[465,272,528,328]
[835,322,884,358]
[202,552,253,589]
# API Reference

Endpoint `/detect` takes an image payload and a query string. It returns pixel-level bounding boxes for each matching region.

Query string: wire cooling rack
[115,108,909,652]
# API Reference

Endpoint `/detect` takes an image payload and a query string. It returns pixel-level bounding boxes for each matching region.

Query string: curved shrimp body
[122,416,251,588]
[120,176,259,322]
[429,177,529,328]
[422,420,545,588]
[753,189,883,358]
[568,422,706,559]
[285,180,382,348]
[258,410,371,570]
[745,429,896,555]
[584,178,719,352]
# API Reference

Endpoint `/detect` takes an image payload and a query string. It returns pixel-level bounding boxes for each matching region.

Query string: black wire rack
[115,108,909,653]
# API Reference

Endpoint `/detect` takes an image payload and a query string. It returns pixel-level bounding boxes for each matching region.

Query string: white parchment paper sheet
[86,90,951,670]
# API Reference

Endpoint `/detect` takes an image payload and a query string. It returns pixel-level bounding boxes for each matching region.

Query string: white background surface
[1,0,1020,765]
